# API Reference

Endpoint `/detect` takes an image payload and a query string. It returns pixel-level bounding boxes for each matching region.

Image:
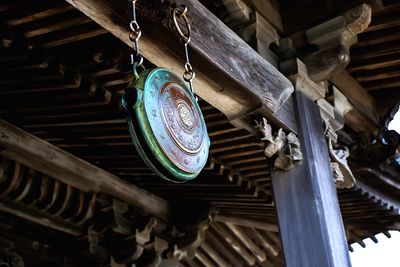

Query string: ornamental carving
[255,118,302,171]
[324,120,356,189]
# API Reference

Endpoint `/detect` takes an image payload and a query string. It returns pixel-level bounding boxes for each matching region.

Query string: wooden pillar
[271,90,351,267]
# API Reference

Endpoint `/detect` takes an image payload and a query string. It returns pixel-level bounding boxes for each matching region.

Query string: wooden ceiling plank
[355,25,400,47]
[29,22,108,48]
[21,13,92,38]
[347,52,400,72]
[5,4,74,26]
[365,17,400,32]
[351,40,400,61]
[362,78,400,91]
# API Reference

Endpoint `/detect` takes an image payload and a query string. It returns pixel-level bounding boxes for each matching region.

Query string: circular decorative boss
[122,68,210,183]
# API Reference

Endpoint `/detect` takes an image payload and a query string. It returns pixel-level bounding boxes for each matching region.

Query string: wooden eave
[1,0,400,266]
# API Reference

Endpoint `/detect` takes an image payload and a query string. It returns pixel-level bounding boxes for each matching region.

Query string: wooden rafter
[0,120,170,221]
[214,212,279,232]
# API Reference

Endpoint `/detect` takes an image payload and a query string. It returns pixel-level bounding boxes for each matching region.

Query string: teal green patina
[122,68,210,183]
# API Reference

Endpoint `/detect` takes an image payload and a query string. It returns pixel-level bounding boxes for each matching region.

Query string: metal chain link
[129,2,197,101]
[129,0,144,78]
[172,5,197,101]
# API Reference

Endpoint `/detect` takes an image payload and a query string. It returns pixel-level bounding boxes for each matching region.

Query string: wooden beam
[0,197,83,236]
[243,0,283,32]
[276,3,384,135]
[271,91,351,267]
[331,71,380,133]
[277,4,378,134]
[64,0,296,131]
[0,120,169,221]
[303,4,372,82]
[214,212,278,232]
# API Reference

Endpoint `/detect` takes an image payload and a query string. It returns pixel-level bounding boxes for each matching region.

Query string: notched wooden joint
[255,118,302,171]
[283,58,327,101]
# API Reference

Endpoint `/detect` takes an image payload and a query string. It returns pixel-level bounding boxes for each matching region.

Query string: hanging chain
[172,5,197,101]
[129,2,197,100]
[129,0,144,79]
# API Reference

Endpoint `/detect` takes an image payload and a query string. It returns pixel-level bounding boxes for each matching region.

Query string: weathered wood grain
[331,71,380,133]
[0,197,83,236]
[244,0,283,32]
[303,4,371,82]
[271,91,351,267]
[214,212,278,232]
[64,0,296,131]
[0,119,169,221]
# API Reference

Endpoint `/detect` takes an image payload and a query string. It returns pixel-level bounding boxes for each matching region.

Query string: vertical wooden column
[271,91,351,267]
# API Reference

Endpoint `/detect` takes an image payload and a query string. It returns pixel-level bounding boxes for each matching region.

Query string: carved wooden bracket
[171,218,210,260]
[324,120,356,189]
[303,4,371,82]
[255,118,302,171]
[88,200,170,267]
[110,217,163,265]
[207,0,280,67]
[277,5,371,82]
[328,142,356,189]
[279,56,356,185]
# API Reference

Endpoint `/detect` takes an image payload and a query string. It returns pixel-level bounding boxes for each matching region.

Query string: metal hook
[172,5,191,45]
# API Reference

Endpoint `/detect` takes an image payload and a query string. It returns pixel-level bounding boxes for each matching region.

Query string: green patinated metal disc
[122,68,210,183]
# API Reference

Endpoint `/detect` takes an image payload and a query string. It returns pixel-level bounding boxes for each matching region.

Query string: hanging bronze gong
[122,68,210,183]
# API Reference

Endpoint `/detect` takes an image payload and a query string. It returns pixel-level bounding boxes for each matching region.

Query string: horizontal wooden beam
[0,120,169,221]
[331,71,380,133]
[65,0,296,132]
[214,212,279,232]
[0,197,83,236]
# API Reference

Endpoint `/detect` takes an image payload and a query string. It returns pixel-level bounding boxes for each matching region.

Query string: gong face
[159,83,203,154]
[143,68,209,175]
